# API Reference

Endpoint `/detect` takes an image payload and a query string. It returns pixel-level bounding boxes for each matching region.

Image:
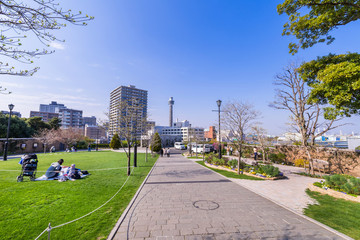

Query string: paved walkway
[188,157,319,214]
[112,154,349,240]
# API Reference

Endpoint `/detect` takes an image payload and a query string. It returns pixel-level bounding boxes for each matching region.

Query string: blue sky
[1,0,360,135]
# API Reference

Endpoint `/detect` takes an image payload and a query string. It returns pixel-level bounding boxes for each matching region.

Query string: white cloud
[49,42,66,50]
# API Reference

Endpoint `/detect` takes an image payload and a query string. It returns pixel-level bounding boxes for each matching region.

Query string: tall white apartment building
[109,85,148,139]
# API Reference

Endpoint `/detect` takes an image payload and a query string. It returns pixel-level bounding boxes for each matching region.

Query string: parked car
[174,142,186,150]
[191,144,210,153]
[205,144,214,152]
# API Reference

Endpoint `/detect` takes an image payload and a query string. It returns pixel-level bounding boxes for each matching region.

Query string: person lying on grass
[45,159,64,179]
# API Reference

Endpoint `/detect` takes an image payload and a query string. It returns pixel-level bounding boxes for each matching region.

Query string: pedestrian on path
[160,148,164,157]
[254,147,258,160]
[166,148,170,157]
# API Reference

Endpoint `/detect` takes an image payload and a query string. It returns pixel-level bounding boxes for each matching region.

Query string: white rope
[0,167,129,173]
[34,227,49,240]
[34,166,135,239]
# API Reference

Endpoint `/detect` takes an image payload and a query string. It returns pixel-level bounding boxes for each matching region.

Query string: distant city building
[83,116,97,126]
[204,126,216,141]
[84,124,106,140]
[348,136,360,150]
[58,108,83,129]
[146,121,155,131]
[1,110,21,118]
[30,111,59,122]
[39,101,66,113]
[152,120,205,146]
[35,101,84,129]
[109,85,148,139]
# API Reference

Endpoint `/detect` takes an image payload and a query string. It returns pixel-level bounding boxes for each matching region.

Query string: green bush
[212,158,225,166]
[259,165,280,177]
[109,133,121,149]
[90,143,109,148]
[227,159,238,169]
[324,174,360,195]
[150,132,162,152]
[268,153,278,162]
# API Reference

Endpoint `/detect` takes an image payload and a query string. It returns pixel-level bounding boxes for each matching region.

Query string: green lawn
[305,190,360,240]
[187,156,204,159]
[0,151,157,240]
[195,161,264,180]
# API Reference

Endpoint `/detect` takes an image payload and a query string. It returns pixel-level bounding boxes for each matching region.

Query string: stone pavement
[111,154,349,240]
[187,157,319,214]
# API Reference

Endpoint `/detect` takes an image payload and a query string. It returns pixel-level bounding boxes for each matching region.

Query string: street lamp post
[96,127,99,151]
[3,104,14,161]
[216,100,222,159]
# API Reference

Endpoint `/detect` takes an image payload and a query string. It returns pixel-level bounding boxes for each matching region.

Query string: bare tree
[252,125,270,162]
[271,62,344,174]
[113,97,147,176]
[34,128,59,153]
[223,101,259,174]
[58,127,84,149]
[0,0,94,77]
[0,86,11,94]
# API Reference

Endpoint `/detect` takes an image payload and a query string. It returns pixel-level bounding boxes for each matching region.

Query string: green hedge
[324,174,360,195]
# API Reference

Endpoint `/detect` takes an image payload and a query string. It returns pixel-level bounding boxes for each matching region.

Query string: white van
[191,144,210,153]
[174,142,186,150]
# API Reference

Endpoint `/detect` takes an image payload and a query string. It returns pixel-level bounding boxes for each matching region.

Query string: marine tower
[168,97,174,127]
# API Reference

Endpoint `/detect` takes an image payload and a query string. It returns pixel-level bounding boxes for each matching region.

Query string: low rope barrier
[34,167,136,240]
[0,167,129,173]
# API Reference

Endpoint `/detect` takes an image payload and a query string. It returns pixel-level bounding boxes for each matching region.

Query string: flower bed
[308,183,360,203]
[310,174,360,203]
[204,162,285,180]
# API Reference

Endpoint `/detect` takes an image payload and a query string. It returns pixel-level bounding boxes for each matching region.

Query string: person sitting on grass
[66,164,81,181]
[45,159,64,179]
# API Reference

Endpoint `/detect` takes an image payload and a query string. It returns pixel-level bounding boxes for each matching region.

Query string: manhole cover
[193,200,219,210]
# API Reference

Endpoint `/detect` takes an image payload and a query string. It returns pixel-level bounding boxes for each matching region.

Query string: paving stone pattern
[113,155,346,240]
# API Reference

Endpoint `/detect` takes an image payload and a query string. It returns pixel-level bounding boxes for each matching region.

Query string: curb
[193,159,354,240]
[107,156,158,240]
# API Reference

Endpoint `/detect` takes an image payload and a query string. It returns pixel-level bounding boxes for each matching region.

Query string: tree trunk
[238,144,243,175]
[127,144,131,176]
[305,147,315,175]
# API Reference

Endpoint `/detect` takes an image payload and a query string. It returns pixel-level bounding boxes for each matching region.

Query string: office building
[39,101,66,113]
[30,111,59,122]
[152,120,205,145]
[204,126,216,141]
[109,85,148,139]
[83,116,97,126]
[58,108,83,129]
[84,124,106,140]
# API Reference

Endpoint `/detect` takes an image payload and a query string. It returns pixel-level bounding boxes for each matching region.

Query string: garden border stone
[204,162,285,180]
[308,183,360,203]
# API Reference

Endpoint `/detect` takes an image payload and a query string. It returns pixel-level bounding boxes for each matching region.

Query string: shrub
[212,158,225,166]
[90,143,110,149]
[205,152,217,163]
[268,153,277,161]
[109,134,121,149]
[150,132,162,152]
[227,159,238,169]
[294,158,308,167]
[259,165,280,177]
[324,174,360,195]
